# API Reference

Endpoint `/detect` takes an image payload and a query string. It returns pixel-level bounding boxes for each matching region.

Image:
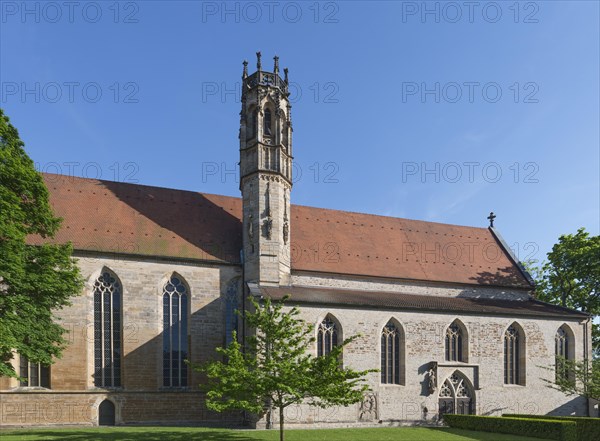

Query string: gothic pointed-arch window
[438,372,474,416]
[445,321,467,362]
[264,108,272,136]
[504,324,525,385]
[282,121,289,148]
[19,356,50,388]
[317,316,338,357]
[247,107,258,140]
[555,325,574,382]
[381,321,403,385]
[93,270,122,388]
[163,275,189,387]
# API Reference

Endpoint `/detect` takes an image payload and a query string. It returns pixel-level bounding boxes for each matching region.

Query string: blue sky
[1,0,598,264]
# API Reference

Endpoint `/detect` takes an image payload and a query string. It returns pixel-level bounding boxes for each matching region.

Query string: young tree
[0,109,82,378]
[198,295,374,441]
[545,357,600,402]
[528,228,600,356]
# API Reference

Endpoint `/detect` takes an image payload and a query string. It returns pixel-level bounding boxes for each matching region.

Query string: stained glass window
[555,326,572,381]
[163,276,189,387]
[19,356,50,388]
[381,322,402,384]
[317,316,338,357]
[445,322,464,362]
[93,270,121,387]
[504,324,523,385]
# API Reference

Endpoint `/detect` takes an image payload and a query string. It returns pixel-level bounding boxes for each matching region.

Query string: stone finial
[283,68,289,83]
[256,51,262,71]
[242,60,248,78]
[487,211,496,228]
[273,56,279,74]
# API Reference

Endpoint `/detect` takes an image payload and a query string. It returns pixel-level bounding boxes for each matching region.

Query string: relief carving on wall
[358,393,378,421]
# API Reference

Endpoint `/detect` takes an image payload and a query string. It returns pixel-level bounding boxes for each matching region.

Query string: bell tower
[240,52,293,286]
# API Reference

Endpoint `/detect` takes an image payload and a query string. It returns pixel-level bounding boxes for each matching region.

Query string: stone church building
[0,55,593,427]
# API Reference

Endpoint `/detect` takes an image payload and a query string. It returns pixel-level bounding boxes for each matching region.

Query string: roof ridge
[41,172,241,201]
[292,201,490,230]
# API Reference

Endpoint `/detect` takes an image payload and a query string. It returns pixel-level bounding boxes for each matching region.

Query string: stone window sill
[89,387,124,392]
[159,387,192,392]
[9,386,51,392]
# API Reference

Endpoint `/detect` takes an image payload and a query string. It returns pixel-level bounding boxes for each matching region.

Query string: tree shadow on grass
[0,428,260,441]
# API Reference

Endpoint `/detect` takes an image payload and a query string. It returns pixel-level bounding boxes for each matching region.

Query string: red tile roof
[260,285,587,319]
[32,173,532,289]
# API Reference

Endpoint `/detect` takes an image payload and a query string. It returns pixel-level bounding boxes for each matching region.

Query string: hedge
[503,414,600,441]
[443,414,577,441]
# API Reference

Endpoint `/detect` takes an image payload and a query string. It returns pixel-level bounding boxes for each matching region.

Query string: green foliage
[196,295,374,441]
[0,108,83,378]
[527,228,599,355]
[535,228,600,311]
[543,357,600,401]
[503,414,600,441]
[443,414,577,441]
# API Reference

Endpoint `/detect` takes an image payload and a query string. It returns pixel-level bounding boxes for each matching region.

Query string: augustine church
[0,54,593,427]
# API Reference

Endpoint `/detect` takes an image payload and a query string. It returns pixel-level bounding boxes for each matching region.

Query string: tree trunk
[279,406,284,441]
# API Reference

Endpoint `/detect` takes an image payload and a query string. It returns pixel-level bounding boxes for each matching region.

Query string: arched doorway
[98,400,115,426]
[438,372,474,416]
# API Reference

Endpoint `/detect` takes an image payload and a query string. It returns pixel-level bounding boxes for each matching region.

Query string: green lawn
[0,426,552,441]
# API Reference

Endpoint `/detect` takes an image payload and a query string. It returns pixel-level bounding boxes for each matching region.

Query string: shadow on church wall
[545,396,590,417]
[92,280,246,425]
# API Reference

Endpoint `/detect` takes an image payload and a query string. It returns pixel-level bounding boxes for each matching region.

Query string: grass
[0,426,553,441]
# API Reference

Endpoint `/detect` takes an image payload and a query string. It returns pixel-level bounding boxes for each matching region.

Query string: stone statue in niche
[283,221,289,244]
[262,182,273,240]
[248,214,254,241]
[283,191,289,244]
[427,367,436,395]
[263,217,273,240]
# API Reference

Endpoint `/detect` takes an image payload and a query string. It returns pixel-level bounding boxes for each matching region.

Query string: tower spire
[242,60,248,79]
[239,54,293,286]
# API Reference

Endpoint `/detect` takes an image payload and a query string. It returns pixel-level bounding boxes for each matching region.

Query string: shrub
[444,414,577,441]
[503,414,600,441]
